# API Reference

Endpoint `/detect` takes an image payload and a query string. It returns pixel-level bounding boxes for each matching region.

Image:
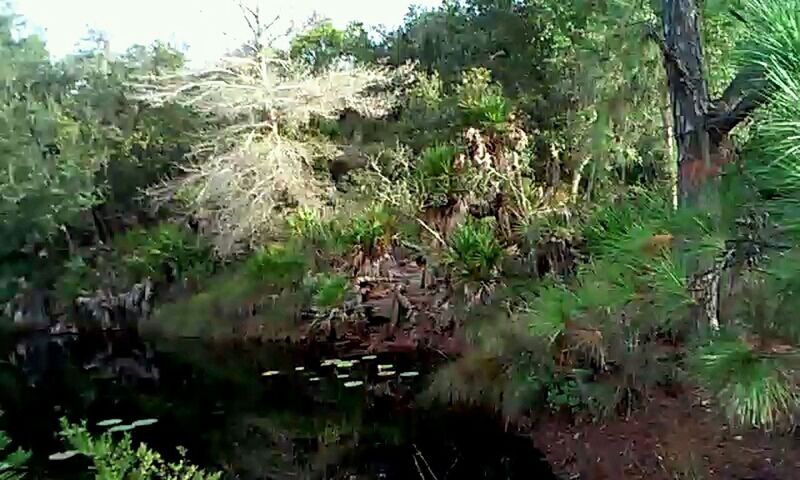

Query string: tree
[0,15,101,296]
[289,20,376,71]
[661,0,766,328]
[662,0,763,208]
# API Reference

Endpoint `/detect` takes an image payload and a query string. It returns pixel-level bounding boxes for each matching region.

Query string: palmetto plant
[444,218,506,288]
[456,67,511,129]
[417,144,461,208]
[245,242,308,288]
[311,273,350,311]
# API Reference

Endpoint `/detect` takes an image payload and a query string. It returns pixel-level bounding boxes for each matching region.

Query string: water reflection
[1,331,555,479]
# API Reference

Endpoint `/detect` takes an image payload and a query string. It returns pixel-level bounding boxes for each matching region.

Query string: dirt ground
[533,389,800,479]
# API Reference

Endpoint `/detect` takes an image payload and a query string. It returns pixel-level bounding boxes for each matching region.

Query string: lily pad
[96,419,123,427]
[399,371,420,378]
[377,364,394,370]
[361,355,377,360]
[377,370,396,377]
[343,380,364,388]
[334,360,355,368]
[336,374,350,379]
[308,377,321,382]
[107,424,136,433]
[295,366,306,372]
[262,370,281,377]
[49,451,80,461]
[131,418,158,427]
[320,359,337,367]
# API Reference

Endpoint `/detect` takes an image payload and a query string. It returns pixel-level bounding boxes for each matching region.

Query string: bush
[116,224,214,284]
[54,255,96,303]
[416,144,461,208]
[456,68,511,128]
[310,273,350,310]
[57,419,220,480]
[444,218,505,285]
[0,429,29,480]
[340,205,396,256]
[691,338,800,429]
[245,243,308,288]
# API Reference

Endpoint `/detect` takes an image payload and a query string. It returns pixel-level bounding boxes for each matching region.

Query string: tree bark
[662,0,713,208]
[660,92,677,208]
[662,0,766,330]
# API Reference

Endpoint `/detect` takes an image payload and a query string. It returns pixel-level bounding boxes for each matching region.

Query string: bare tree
[234,1,293,57]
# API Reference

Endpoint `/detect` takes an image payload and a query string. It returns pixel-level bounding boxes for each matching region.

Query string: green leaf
[130,419,158,428]
[48,450,80,461]
[96,419,123,427]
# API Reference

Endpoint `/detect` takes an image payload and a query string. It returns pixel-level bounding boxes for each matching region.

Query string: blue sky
[11,0,441,63]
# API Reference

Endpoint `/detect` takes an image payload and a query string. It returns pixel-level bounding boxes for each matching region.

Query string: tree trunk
[662,0,715,208]
[660,93,677,209]
[662,0,766,330]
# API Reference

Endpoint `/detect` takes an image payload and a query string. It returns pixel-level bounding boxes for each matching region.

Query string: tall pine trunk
[662,0,765,330]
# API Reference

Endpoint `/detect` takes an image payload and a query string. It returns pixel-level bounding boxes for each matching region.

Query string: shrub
[456,68,511,128]
[444,218,505,285]
[0,428,29,480]
[116,224,214,284]
[341,205,396,256]
[691,338,800,429]
[57,419,220,480]
[310,273,350,310]
[287,208,329,243]
[245,243,308,288]
[416,144,461,208]
[54,255,96,303]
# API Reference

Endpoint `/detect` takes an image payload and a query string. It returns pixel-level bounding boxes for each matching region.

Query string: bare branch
[706,65,768,143]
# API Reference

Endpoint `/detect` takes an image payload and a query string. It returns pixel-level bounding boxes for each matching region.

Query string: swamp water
[0,330,556,479]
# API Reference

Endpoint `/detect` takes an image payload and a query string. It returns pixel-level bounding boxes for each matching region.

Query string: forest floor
[534,388,800,479]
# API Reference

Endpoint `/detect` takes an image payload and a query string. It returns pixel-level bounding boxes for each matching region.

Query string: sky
[11,0,441,64]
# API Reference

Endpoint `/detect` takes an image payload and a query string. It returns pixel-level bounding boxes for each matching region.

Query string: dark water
[0,330,556,479]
